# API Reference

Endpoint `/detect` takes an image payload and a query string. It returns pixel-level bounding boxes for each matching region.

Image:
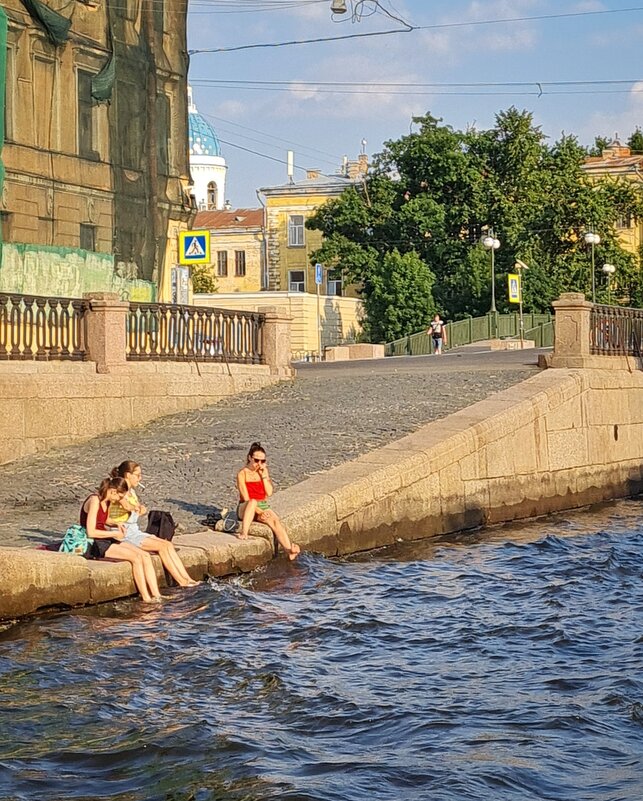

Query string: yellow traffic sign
[179,230,210,265]
[508,273,521,304]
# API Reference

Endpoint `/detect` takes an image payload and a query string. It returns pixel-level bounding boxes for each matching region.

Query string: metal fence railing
[0,292,88,361]
[590,304,643,356]
[126,302,265,364]
[385,312,553,356]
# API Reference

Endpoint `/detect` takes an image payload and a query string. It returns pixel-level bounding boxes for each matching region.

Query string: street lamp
[584,231,600,303]
[482,232,501,314]
[602,263,616,304]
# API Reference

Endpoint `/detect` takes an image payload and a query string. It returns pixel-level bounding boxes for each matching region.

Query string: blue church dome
[188,108,222,158]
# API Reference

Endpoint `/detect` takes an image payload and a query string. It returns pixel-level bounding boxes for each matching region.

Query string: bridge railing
[0,292,88,361]
[126,302,265,364]
[385,312,553,356]
[590,304,643,356]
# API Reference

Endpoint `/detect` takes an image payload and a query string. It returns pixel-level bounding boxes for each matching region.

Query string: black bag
[146,510,177,541]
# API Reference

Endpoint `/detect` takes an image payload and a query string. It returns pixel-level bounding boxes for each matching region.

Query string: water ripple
[0,499,642,800]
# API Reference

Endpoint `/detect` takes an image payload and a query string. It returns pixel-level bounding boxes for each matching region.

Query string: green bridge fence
[385,313,554,356]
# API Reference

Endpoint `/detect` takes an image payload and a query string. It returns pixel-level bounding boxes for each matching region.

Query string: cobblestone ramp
[0,354,538,548]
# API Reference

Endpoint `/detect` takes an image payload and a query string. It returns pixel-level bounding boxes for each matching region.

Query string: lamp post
[602,263,616,304]
[584,231,600,303]
[482,232,501,336]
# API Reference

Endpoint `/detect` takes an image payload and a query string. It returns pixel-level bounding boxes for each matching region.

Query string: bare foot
[142,595,163,604]
[186,579,200,587]
[237,531,249,540]
[288,543,301,561]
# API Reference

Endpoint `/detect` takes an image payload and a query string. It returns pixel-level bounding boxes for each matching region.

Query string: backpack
[59,525,93,556]
[145,510,177,541]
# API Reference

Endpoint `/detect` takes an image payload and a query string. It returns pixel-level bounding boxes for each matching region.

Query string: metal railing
[386,312,553,356]
[590,304,643,356]
[126,302,265,364]
[0,292,88,361]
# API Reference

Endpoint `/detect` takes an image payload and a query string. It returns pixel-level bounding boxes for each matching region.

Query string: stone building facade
[1,0,194,301]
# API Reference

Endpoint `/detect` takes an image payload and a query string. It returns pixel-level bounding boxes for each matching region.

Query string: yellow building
[258,158,367,297]
[194,290,363,360]
[1,2,193,301]
[582,139,643,256]
[194,208,264,293]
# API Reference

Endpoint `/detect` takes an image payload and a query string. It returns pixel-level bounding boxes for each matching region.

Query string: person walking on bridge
[428,314,447,355]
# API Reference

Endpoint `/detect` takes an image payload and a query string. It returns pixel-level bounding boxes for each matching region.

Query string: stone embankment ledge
[1,366,642,619]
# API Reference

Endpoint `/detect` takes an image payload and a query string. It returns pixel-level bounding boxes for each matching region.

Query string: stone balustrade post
[83,292,129,374]
[261,306,294,378]
[550,292,593,368]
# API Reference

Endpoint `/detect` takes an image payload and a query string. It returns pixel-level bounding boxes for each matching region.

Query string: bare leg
[238,500,257,539]
[139,549,162,598]
[104,542,158,602]
[140,537,198,587]
[258,510,300,560]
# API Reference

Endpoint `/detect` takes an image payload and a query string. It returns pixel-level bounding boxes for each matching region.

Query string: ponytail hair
[111,459,140,479]
[247,441,265,460]
[98,476,129,500]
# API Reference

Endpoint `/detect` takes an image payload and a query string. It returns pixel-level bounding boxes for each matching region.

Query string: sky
[186,0,643,207]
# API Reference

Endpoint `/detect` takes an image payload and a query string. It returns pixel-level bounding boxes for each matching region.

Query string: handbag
[59,524,93,556]
[145,510,177,541]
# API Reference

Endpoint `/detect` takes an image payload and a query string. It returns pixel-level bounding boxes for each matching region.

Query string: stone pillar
[261,306,294,378]
[550,292,592,368]
[83,292,129,374]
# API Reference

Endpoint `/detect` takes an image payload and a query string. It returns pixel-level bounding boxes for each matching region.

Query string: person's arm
[442,325,448,345]
[259,466,274,498]
[86,496,124,540]
[237,469,250,502]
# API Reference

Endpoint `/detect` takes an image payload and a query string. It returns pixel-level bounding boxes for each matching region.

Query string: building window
[616,214,633,229]
[288,214,305,247]
[327,270,343,296]
[34,57,54,149]
[288,270,305,292]
[217,250,228,277]
[157,92,171,175]
[5,49,14,141]
[80,223,96,251]
[234,250,246,277]
[0,212,13,242]
[207,182,218,210]
[78,70,98,160]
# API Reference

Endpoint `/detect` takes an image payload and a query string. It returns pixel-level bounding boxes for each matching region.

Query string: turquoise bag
[59,524,93,556]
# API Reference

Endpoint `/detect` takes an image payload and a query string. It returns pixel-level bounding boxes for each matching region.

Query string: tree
[308,109,643,339]
[628,128,643,153]
[191,264,218,294]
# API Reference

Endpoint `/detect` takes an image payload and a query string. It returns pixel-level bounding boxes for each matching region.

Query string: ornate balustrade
[590,304,643,356]
[126,302,265,364]
[0,293,88,361]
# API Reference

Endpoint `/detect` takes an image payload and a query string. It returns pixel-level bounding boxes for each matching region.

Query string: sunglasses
[252,457,266,464]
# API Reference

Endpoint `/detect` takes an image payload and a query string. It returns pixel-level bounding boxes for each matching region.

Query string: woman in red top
[81,476,163,603]
[236,442,300,560]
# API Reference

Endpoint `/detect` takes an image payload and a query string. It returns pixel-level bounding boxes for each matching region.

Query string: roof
[259,173,356,196]
[582,141,643,176]
[194,208,264,230]
[189,111,222,158]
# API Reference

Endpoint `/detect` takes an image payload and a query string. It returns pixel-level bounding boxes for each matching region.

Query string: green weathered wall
[0,244,156,301]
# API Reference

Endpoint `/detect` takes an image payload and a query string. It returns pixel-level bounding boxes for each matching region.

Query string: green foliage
[307,108,643,340]
[190,264,218,294]
[628,128,643,153]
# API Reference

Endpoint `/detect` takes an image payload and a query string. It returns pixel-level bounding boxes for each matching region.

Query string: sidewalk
[0,351,540,549]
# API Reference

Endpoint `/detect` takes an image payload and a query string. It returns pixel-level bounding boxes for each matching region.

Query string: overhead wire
[188,6,643,54]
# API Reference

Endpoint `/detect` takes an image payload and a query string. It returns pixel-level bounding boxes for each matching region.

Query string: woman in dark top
[81,477,162,603]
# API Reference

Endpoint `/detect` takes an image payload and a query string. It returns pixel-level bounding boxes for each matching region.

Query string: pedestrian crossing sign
[179,230,210,265]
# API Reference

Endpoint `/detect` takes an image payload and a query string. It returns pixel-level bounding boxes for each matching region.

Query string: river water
[1,500,642,801]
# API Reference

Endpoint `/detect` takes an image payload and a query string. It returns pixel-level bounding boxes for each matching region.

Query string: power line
[189,6,643,54]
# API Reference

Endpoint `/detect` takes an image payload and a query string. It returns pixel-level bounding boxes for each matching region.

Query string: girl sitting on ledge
[236,442,300,561]
[81,477,162,603]
[108,460,199,588]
